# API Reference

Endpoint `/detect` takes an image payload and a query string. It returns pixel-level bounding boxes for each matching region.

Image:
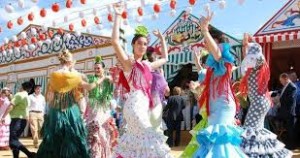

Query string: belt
[30,110,43,113]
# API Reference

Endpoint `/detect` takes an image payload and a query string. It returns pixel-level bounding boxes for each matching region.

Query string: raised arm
[111,4,132,72]
[81,76,105,91]
[200,11,221,61]
[150,29,168,69]
[194,50,203,72]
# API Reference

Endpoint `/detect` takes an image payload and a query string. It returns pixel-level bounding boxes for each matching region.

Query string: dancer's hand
[113,2,124,15]
[200,10,213,32]
[105,76,113,83]
[153,29,164,39]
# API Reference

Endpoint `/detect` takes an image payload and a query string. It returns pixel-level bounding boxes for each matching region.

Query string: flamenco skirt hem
[193,124,248,158]
[113,127,173,158]
[241,127,292,158]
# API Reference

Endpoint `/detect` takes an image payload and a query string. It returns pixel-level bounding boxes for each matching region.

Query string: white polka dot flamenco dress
[241,70,292,158]
[113,61,173,158]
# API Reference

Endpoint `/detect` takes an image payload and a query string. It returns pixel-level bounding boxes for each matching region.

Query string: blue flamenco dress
[193,43,248,158]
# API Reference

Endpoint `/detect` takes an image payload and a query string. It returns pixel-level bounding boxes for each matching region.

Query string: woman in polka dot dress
[111,4,173,158]
[239,34,292,158]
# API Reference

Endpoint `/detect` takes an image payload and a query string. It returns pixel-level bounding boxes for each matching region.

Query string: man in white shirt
[28,85,46,148]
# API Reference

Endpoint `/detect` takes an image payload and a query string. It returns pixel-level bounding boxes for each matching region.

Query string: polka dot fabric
[241,69,292,158]
[113,90,173,158]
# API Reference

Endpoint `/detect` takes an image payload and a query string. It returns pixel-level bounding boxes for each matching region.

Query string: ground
[1,136,300,157]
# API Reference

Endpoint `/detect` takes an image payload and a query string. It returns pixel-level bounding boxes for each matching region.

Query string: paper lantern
[81,19,87,27]
[94,16,100,24]
[123,19,128,25]
[52,3,60,12]
[189,0,196,5]
[141,0,146,7]
[37,41,43,47]
[31,37,37,43]
[7,21,13,29]
[64,15,69,22]
[186,6,192,13]
[15,40,22,47]
[4,38,9,44]
[136,16,142,23]
[108,13,113,22]
[66,0,72,8]
[86,28,92,34]
[58,28,64,35]
[48,30,54,38]
[80,0,86,4]
[122,11,128,19]
[153,3,161,13]
[152,14,159,20]
[29,44,36,50]
[79,11,85,18]
[52,20,57,27]
[18,0,25,8]
[137,7,143,16]
[238,0,245,5]
[96,24,103,30]
[14,41,19,47]
[170,9,176,17]
[21,32,27,39]
[219,0,226,9]
[28,12,34,21]
[204,3,210,12]
[5,4,14,13]
[17,17,24,25]
[39,33,46,40]
[93,8,97,15]
[170,0,176,9]
[40,8,47,17]
[31,28,37,35]
[21,39,27,46]
[12,36,18,42]
[69,24,74,31]
[107,5,112,13]
[41,25,47,32]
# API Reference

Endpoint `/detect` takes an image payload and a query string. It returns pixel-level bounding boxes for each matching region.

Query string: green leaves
[135,25,148,37]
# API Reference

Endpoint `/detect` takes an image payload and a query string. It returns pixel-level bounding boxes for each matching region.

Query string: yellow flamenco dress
[37,71,90,158]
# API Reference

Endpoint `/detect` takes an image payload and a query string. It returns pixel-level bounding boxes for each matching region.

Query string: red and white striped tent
[253,0,300,63]
[253,0,300,87]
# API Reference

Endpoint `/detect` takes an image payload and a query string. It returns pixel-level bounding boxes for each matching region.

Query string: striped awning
[253,31,300,43]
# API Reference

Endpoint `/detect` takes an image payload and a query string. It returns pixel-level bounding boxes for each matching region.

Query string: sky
[0,0,288,46]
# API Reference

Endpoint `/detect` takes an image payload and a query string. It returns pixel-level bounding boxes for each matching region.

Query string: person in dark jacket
[278,73,297,149]
[164,86,185,147]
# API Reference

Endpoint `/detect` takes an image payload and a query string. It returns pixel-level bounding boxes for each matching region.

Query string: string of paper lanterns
[0,0,232,56]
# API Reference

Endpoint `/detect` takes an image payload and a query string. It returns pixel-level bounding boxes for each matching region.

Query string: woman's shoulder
[49,70,82,93]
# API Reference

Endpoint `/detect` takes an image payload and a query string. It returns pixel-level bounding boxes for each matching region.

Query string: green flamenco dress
[180,107,208,158]
[37,71,90,158]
